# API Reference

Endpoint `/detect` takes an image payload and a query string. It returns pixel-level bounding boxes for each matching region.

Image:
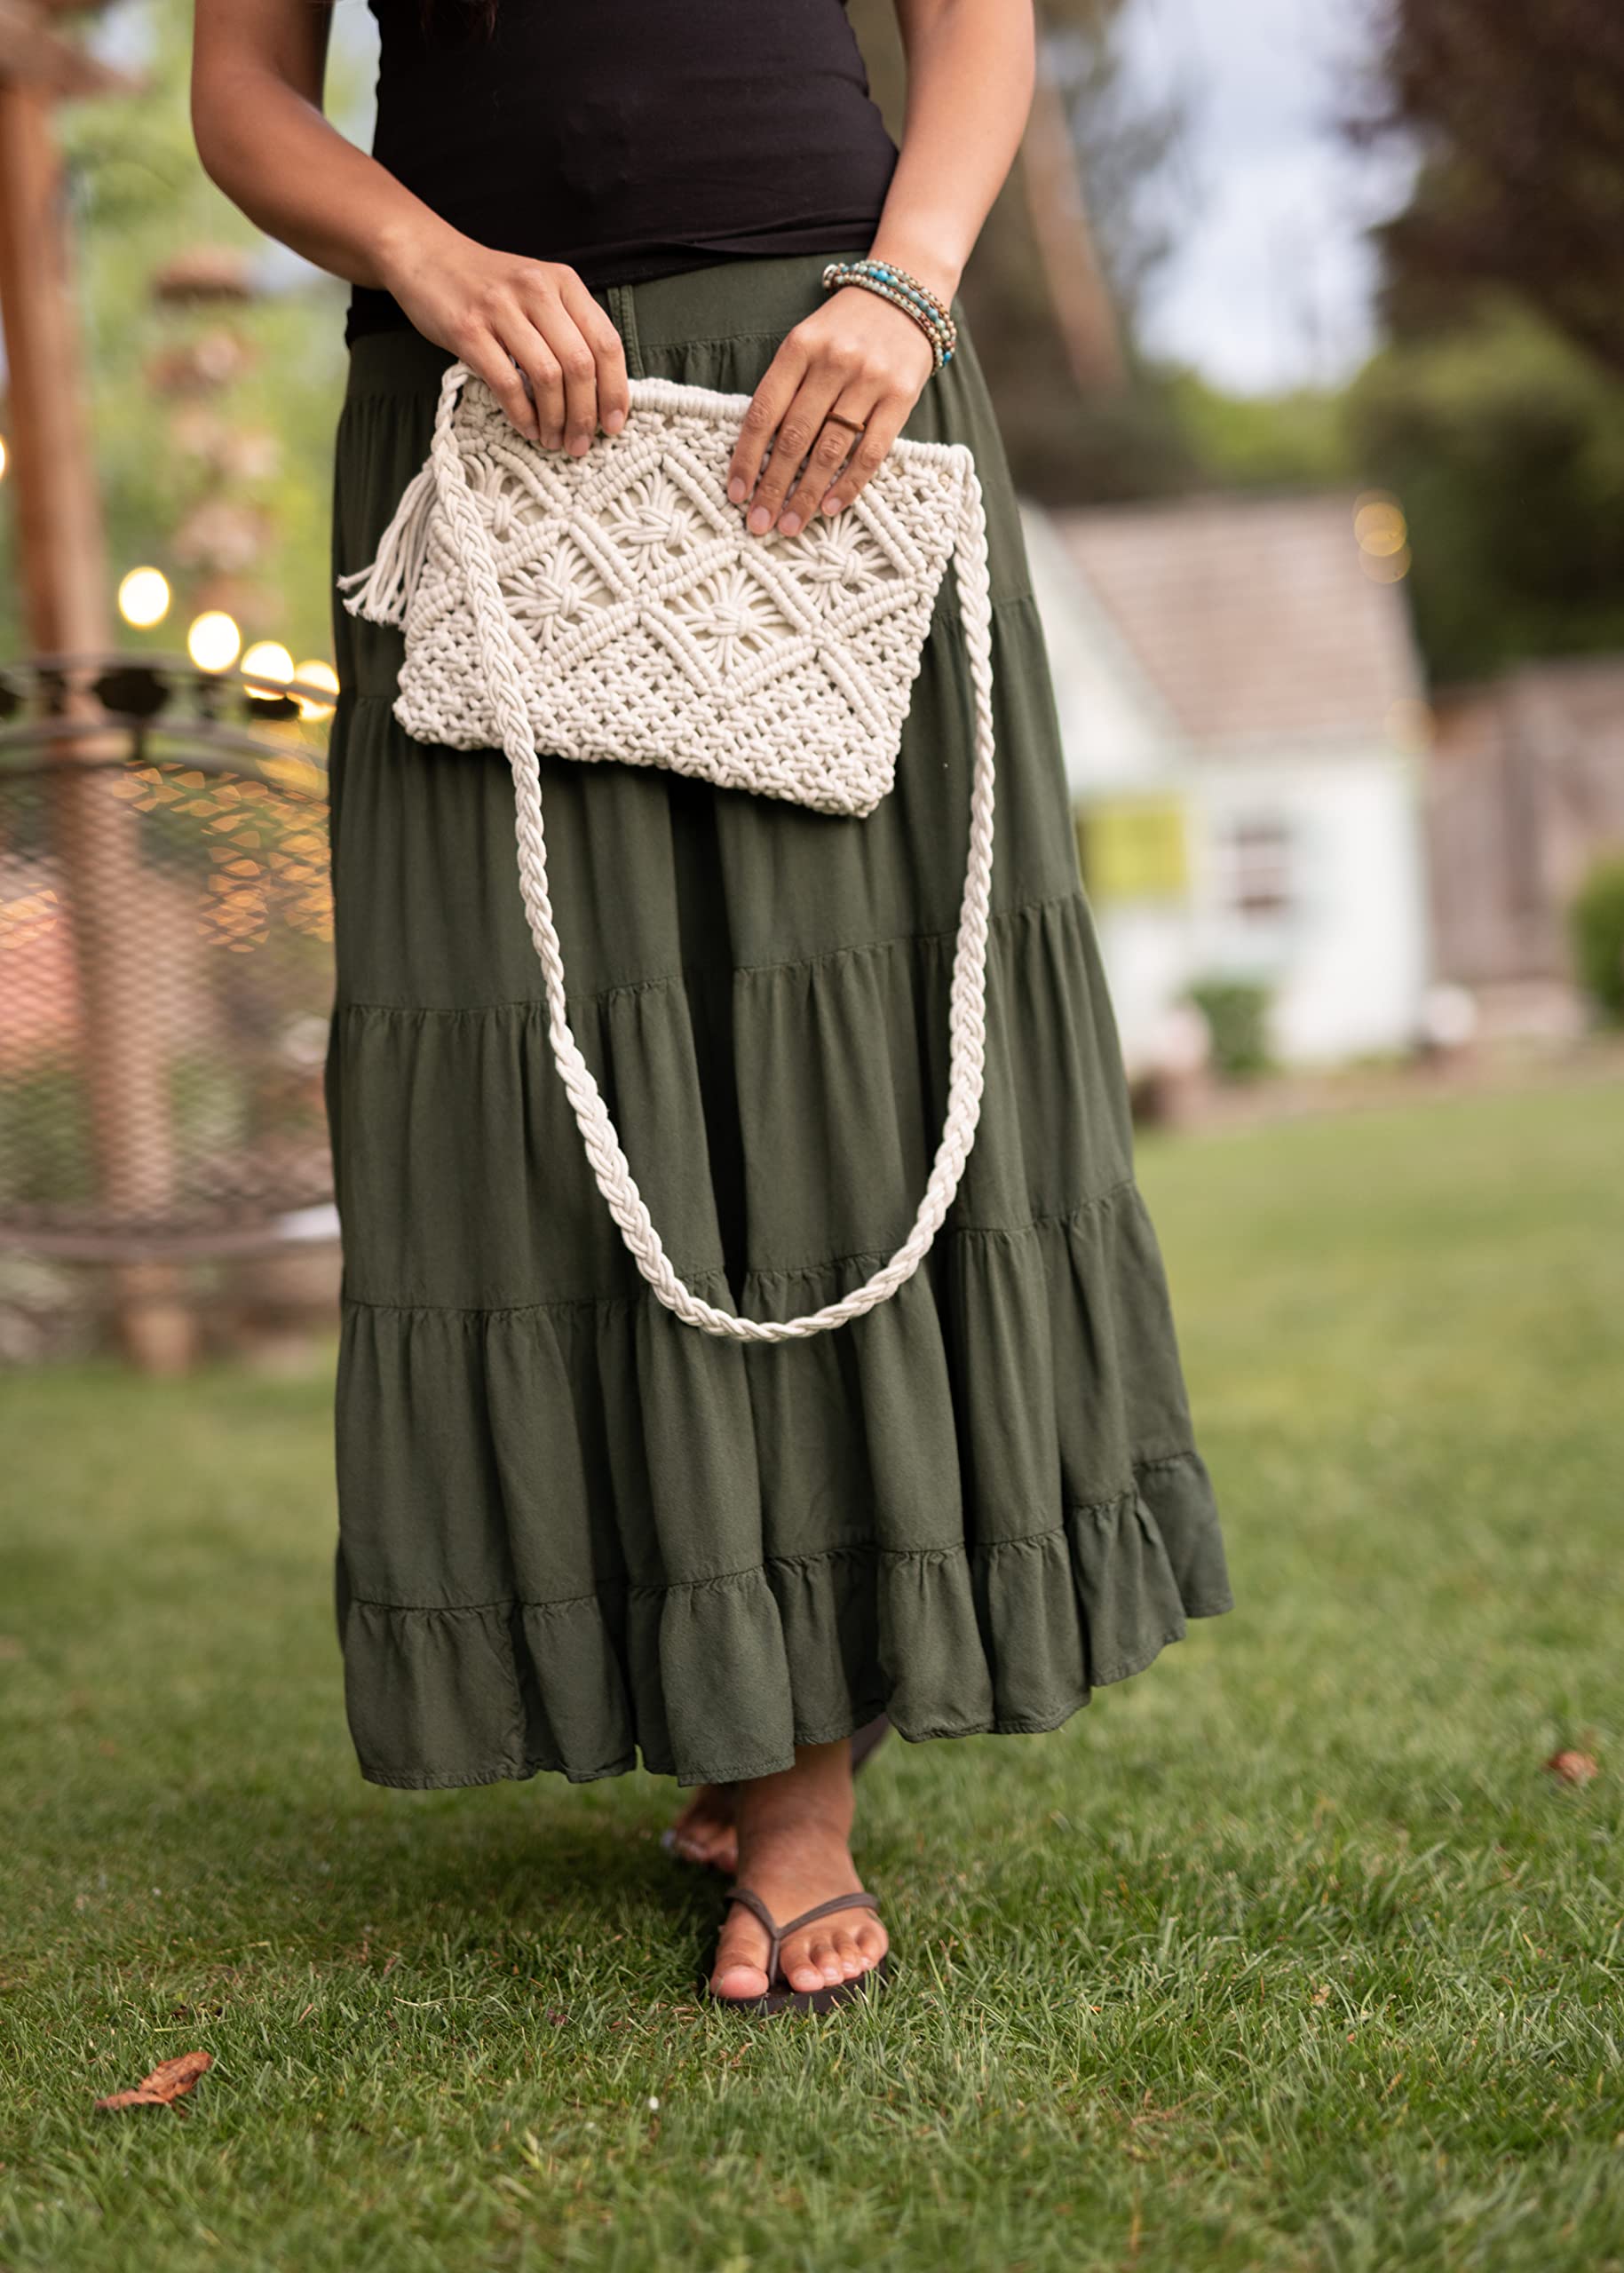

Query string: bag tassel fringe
[336,457,438,627]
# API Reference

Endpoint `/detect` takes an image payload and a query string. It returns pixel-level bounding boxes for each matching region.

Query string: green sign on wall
[1076,797,1191,904]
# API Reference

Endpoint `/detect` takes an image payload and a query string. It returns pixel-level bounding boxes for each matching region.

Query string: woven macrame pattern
[342,370,971,815]
[339,366,995,1341]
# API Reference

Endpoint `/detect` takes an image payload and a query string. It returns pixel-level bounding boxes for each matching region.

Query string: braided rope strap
[351,361,996,1343]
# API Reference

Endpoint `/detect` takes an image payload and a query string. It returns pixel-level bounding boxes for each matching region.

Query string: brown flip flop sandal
[703,1887,891,2016]
[662,1715,892,1872]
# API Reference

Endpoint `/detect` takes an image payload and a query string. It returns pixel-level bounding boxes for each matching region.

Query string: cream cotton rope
[338,361,996,1342]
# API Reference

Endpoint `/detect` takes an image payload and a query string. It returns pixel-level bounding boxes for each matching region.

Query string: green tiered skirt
[325,249,1232,1790]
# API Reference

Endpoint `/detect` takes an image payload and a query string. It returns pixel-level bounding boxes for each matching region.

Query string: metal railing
[0,653,337,1268]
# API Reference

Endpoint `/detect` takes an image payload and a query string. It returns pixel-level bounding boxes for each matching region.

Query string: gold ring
[822,412,867,437]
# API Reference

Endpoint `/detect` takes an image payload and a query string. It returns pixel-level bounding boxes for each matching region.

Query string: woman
[192,0,1231,2014]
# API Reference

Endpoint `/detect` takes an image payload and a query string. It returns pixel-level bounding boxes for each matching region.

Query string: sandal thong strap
[722,1887,882,1988]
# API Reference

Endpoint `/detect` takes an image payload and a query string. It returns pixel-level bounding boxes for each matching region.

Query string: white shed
[1022,491,1433,1071]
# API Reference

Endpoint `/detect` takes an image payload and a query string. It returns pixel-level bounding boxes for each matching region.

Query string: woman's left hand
[726,286,939,538]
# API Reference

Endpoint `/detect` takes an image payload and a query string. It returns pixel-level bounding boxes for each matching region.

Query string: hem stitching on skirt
[334,881,1085,1020]
[337,1177,1142,1315]
[341,1453,1211,1614]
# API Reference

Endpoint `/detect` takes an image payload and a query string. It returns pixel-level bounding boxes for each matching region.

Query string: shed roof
[1053,494,1423,752]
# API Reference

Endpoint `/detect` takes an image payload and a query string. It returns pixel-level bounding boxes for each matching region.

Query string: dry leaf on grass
[94,2050,213,2112]
[1544,1749,1598,1786]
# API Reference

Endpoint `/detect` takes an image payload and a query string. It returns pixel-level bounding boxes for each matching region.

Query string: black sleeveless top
[345,0,899,342]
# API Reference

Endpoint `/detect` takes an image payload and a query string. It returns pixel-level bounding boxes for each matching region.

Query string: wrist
[825,252,959,370]
[371,209,463,300]
[865,240,963,312]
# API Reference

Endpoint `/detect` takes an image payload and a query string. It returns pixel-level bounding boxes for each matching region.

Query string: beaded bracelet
[821,257,958,370]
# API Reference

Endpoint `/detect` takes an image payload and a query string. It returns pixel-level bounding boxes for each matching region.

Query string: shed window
[1217,817,1294,921]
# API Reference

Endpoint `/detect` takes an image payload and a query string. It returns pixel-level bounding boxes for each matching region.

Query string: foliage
[3,1079,1623,2268]
[1358,0,1624,379]
[1162,370,1354,493]
[848,0,1193,504]
[1039,4,1185,334]
[1347,302,1624,683]
[0,0,368,667]
[0,1063,94,1208]
[1187,977,1272,1080]
[1152,300,1624,688]
[1571,855,1624,1022]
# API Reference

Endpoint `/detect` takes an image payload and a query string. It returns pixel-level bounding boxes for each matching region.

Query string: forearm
[870,0,1036,308]
[191,0,635,446]
[189,0,456,299]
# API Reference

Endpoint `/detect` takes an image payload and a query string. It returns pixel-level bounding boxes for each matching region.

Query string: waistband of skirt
[344,248,964,400]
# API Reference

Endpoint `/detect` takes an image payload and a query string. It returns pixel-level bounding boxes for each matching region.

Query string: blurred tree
[1348,302,1624,684]
[1359,0,1624,377]
[1570,855,1624,1025]
[847,0,1197,503]
[1165,371,1354,494]
[0,0,360,665]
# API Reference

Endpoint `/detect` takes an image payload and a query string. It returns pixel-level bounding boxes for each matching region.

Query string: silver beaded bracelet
[821,257,958,371]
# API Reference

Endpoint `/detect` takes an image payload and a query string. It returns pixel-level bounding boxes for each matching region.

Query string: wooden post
[0,47,196,1373]
[1021,36,1128,395]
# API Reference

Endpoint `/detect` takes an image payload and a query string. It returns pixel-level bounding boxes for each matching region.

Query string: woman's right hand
[381,227,631,453]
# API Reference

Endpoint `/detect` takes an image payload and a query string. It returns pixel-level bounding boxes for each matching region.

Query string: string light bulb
[118,566,171,629]
[242,639,295,696]
[293,659,339,721]
[187,610,242,673]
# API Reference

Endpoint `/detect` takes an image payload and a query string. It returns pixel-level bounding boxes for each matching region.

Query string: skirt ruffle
[338,1440,1224,1790]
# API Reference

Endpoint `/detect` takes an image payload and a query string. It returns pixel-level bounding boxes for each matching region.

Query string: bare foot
[709,1740,889,2000]
[663,1782,739,1874]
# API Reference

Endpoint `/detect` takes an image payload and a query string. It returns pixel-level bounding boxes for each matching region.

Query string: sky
[1116,0,1417,394]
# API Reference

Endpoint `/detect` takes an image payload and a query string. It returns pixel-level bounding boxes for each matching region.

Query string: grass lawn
[3,1075,1622,2272]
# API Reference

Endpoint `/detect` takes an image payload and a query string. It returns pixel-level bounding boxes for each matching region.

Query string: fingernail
[748,505,771,535]
[727,477,746,503]
[568,434,591,456]
[780,511,802,535]
[821,494,843,515]
[604,407,626,432]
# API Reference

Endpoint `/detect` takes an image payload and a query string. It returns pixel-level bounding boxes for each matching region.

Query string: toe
[781,1936,834,1992]
[830,1928,865,1979]
[668,1784,739,1868]
[711,1919,772,2001]
[712,1960,770,2000]
[853,1920,888,1973]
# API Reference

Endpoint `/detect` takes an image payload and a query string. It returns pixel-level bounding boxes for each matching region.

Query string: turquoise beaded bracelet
[821,257,958,370]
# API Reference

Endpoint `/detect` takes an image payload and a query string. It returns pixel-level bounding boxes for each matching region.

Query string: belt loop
[608,281,646,379]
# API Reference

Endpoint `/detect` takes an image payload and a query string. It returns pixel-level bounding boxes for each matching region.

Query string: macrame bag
[338,362,995,1342]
